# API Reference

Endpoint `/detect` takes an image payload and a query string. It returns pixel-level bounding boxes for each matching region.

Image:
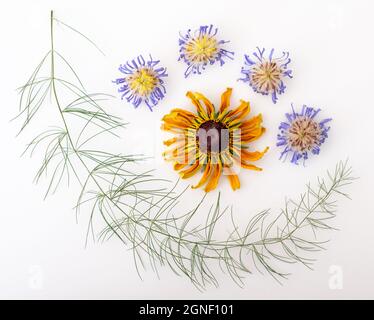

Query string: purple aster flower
[178,25,234,78]
[113,54,168,111]
[239,47,292,104]
[277,104,332,165]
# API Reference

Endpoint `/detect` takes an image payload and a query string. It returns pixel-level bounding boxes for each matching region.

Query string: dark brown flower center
[196,120,229,153]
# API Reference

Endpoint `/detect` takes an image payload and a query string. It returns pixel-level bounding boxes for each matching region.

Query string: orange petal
[240,114,263,131]
[240,124,262,136]
[216,109,231,122]
[162,141,189,160]
[241,147,269,161]
[162,147,179,159]
[223,166,240,191]
[228,175,240,190]
[169,108,197,119]
[240,127,266,142]
[170,148,199,164]
[161,123,187,134]
[168,109,198,126]
[231,153,263,171]
[192,162,212,189]
[193,92,215,119]
[240,162,262,171]
[186,91,208,119]
[174,162,187,171]
[220,88,232,113]
[225,100,250,124]
[179,161,201,179]
[204,163,222,192]
[163,137,178,146]
[162,113,192,128]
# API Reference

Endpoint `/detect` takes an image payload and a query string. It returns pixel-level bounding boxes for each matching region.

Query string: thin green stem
[50,11,208,248]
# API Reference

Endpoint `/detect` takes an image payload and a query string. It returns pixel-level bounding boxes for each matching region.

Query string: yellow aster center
[127,68,158,97]
[185,35,218,63]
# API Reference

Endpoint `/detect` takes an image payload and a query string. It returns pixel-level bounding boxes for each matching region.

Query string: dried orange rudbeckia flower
[161,88,268,192]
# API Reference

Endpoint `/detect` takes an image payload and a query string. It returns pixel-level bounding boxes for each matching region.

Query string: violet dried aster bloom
[178,25,234,78]
[113,55,168,111]
[277,105,332,165]
[239,47,292,104]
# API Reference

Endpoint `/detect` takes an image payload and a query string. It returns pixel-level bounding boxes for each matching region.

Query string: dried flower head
[161,88,268,192]
[277,105,332,164]
[239,47,292,103]
[178,25,234,78]
[113,55,167,111]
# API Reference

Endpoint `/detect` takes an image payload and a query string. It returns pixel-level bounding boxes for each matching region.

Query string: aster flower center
[196,120,229,154]
[127,68,158,97]
[287,116,322,152]
[185,35,218,63]
[251,61,282,91]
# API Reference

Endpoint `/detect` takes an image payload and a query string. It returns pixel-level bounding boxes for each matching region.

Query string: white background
[0,0,374,299]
